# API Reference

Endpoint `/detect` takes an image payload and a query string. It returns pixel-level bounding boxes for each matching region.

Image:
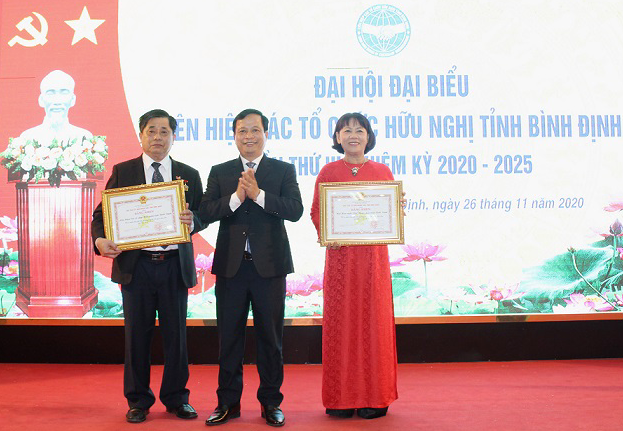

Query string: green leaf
[0,290,16,315]
[497,299,529,313]
[521,245,616,302]
[452,299,497,315]
[394,293,446,316]
[91,301,123,318]
[0,249,17,261]
[601,272,623,291]
[391,271,422,297]
[0,278,18,294]
[187,302,217,318]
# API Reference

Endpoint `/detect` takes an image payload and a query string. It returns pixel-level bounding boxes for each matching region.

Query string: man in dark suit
[200,109,303,427]
[91,109,204,423]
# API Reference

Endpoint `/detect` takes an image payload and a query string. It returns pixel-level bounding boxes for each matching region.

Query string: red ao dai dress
[310,159,398,409]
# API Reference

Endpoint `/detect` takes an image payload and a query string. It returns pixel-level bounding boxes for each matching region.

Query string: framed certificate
[318,181,404,246]
[101,180,190,251]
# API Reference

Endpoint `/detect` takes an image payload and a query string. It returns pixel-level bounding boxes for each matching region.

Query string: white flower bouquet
[0,136,107,187]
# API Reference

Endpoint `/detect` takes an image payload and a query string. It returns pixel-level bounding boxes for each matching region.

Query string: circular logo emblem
[356,4,411,57]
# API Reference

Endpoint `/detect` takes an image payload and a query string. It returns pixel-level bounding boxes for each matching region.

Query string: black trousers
[121,255,190,410]
[215,259,286,406]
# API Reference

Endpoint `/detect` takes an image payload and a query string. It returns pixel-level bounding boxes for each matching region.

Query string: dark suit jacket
[199,156,303,278]
[92,156,204,287]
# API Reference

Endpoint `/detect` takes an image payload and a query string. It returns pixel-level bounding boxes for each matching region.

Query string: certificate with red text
[319,181,404,246]
[101,180,189,250]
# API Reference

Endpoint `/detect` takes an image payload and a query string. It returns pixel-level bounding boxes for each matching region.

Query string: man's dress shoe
[205,404,241,426]
[166,403,198,419]
[357,407,388,419]
[126,407,149,423]
[261,405,285,427]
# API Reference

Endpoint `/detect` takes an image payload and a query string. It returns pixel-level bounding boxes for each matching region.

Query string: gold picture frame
[101,180,189,251]
[318,180,404,246]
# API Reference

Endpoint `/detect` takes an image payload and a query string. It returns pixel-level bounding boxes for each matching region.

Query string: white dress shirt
[229,155,265,254]
[229,154,266,211]
[142,153,179,251]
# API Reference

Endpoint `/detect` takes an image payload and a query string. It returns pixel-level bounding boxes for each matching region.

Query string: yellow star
[65,6,105,45]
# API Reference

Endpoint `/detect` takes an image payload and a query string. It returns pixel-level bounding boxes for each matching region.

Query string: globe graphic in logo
[356,5,411,57]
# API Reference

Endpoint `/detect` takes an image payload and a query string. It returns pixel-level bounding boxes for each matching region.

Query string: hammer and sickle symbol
[8,12,49,47]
